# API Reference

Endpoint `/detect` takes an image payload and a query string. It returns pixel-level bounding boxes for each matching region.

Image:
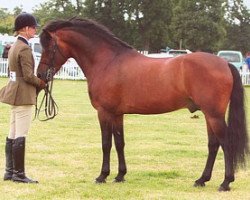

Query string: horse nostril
[37,73,41,78]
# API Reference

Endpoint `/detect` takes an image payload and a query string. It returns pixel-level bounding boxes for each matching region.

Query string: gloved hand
[36,79,47,95]
[39,79,47,89]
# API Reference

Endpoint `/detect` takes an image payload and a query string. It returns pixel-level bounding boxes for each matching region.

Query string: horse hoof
[194,181,205,187]
[113,177,125,183]
[95,178,106,184]
[218,185,230,192]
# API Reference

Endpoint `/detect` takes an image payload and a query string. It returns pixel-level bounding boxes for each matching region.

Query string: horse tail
[227,63,249,170]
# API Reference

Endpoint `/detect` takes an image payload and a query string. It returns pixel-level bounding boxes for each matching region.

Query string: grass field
[0,78,249,200]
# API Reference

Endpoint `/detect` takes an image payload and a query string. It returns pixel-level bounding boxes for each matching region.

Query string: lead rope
[35,36,61,121]
[35,80,58,121]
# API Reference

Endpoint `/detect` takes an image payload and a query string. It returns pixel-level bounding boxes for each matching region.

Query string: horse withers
[37,18,249,191]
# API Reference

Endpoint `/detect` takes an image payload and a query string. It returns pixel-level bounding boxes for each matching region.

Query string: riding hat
[14,12,39,31]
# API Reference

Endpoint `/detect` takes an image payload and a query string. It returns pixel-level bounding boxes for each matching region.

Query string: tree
[84,0,173,52]
[75,0,85,13]
[84,0,130,45]
[0,8,14,34]
[1,0,246,53]
[126,0,173,51]
[33,0,80,28]
[13,6,23,16]
[170,0,226,52]
[222,0,250,54]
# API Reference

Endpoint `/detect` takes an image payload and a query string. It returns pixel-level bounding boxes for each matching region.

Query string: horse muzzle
[37,68,54,83]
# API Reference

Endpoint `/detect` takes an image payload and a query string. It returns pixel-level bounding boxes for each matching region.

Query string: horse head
[37,29,69,82]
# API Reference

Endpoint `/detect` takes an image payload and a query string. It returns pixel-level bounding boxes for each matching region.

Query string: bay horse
[37,18,249,191]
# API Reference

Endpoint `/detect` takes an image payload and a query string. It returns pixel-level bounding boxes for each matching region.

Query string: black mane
[40,18,134,50]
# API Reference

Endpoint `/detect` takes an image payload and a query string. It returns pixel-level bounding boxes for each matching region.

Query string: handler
[245,52,250,70]
[0,12,46,183]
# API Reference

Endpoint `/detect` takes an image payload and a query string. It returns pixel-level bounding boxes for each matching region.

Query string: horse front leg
[95,111,113,183]
[113,115,127,182]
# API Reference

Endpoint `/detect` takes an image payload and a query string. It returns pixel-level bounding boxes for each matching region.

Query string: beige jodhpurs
[8,105,33,139]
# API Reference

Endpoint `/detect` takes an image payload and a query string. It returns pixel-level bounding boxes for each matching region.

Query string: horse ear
[42,29,52,39]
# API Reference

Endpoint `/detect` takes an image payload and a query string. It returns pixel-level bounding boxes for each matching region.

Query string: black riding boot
[12,137,38,183]
[4,137,13,181]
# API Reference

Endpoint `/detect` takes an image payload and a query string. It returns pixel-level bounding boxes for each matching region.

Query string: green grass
[0,78,249,200]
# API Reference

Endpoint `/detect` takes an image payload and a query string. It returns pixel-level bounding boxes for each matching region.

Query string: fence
[0,57,250,85]
[0,57,85,80]
[0,58,8,77]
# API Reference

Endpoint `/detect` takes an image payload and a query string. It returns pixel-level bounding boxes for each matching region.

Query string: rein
[35,80,58,121]
[35,34,65,121]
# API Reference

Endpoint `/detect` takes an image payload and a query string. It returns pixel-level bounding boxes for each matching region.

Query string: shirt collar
[17,35,29,45]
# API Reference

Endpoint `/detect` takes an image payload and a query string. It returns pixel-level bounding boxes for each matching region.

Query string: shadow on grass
[133,170,182,181]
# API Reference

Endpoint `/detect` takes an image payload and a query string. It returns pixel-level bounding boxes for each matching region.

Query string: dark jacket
[2,45,11,58]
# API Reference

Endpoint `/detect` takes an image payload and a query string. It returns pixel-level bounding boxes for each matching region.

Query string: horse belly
[121,88,187,114]
[119,61,187,114]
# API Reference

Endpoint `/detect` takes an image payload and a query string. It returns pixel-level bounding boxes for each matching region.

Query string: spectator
[245,52,250,70]
[2,44,11,58]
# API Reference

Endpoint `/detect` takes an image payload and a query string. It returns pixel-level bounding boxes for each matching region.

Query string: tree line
[0,0,249,54]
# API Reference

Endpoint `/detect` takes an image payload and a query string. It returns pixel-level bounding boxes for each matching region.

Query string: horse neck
[58,30,132,80]
[71,41,125,80]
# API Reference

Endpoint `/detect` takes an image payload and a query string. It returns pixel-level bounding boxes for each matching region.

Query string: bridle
[36,35,67,121]
[38,35,67,81]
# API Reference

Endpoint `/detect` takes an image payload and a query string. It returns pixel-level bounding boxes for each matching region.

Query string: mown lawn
[0,78,249,200]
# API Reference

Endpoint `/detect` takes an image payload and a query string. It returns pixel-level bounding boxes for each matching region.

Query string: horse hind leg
[218,137,235,191]
[200,115,234,191]
[194,118,220,187]
[209,117,234,191]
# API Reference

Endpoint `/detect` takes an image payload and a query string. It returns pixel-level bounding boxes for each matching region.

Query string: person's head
[14,12,39,39]
[5,44,11,49]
